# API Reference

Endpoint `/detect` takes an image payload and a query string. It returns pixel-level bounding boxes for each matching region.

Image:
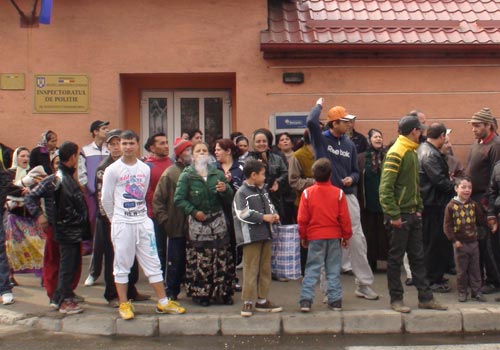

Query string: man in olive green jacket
[379,115,446,314]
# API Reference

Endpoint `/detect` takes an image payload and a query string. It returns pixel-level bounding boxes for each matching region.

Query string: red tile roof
[261,0,500,57]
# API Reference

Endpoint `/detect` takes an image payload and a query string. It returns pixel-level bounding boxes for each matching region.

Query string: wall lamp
[283,72,304,84]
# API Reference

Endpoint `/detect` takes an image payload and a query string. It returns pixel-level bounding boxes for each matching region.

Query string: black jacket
[487,160,500,216]
[0,169,21,208]
[54,163,90,244]
[417,141,455,208]
[0,143,13,171]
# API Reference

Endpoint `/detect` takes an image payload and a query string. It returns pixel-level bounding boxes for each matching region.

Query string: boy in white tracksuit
[101,130,186,320]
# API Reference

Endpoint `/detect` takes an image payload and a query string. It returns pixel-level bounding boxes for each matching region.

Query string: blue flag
[39,0,53,25]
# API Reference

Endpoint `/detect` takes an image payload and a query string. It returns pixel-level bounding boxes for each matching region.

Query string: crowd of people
[1,99,500,320]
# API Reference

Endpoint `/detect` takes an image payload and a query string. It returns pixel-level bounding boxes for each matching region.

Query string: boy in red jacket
[298,158,352,312]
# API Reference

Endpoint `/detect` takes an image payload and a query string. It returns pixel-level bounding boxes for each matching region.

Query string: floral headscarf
[37,130,58,161]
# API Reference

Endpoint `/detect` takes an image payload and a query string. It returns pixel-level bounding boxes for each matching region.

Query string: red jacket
[297,181,352,241]
[144,155,173,218]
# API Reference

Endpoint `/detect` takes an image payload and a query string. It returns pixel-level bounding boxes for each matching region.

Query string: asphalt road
[1,325,500,350]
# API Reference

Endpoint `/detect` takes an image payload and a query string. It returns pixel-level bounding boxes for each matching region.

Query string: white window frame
[140,91,174,152]
[173,90,231,141]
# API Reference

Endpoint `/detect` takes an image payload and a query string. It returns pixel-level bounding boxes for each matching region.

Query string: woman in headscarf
[10,147,30,183]
[357,128,388,272]
[3,147,46,282]
[174,142,235,307]
[246,129,288,223]
[30,130,58,175]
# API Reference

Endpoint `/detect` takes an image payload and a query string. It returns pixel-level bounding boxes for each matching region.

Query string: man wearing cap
[345,115,368,154]
[80,120,110,286]
[143,133,173,277]
[417,123,455,293]
[379,115,447,313]
[152,138,193,300]
[466,108,500,294]
[307,98,379,301]
[93,129,148,305]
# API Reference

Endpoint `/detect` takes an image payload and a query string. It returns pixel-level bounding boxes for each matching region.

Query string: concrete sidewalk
[1,256,500,337]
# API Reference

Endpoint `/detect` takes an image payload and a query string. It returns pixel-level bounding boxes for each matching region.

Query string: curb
[2,307,500,336]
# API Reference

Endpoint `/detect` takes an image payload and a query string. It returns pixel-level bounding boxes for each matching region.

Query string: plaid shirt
[24,174,60,225]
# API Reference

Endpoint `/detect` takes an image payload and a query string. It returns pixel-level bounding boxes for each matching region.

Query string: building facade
[2,0,500,161]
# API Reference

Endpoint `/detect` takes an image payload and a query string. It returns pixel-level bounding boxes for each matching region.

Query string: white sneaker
[236,262,243,270]
[2,293,14,305]
[84,275,95,287]
[355,285,379,300]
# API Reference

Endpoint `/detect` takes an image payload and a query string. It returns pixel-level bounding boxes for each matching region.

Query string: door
[140,92,174,152]
[141,90,231,154]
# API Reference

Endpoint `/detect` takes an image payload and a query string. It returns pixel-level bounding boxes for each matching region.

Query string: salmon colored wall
[1,0,500,165]
[243,57,500,163]
[0,0,265,149]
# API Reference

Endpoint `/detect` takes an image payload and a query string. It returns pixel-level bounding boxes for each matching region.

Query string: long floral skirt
[185,241,235,301]
[3,212,46,275]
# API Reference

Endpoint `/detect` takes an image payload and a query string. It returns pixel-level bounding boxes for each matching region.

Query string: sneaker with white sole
[2,293,14,305]
[355,285,379,300]
[328,299,342,311]
[156,299,186,314]
[59,299,83,315]
[299,299,311,312]
[241,303,253,317]
[119,301,135,320]
[84,275,95,287]
[255,300,283,313]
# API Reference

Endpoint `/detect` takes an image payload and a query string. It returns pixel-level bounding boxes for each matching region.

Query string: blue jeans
[300,239,342,303]
[0,212,12,295]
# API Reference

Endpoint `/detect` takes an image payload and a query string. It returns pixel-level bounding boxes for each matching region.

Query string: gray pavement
[2,256,500,336]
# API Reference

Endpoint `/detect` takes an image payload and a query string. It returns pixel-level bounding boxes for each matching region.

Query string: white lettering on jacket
[327,145,350,158]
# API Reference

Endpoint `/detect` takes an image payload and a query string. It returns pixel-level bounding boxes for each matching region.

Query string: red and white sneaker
[59,299,83,315]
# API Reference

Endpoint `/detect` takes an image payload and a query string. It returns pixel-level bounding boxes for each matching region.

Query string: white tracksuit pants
[111,218,163,284]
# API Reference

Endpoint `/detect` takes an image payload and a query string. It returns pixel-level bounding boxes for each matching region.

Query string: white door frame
[140,90,231,154]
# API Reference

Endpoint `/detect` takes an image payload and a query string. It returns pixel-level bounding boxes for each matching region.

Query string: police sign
[34,74,89,113]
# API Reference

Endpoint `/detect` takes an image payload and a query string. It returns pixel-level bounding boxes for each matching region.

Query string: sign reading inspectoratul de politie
[34,74,89,113]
